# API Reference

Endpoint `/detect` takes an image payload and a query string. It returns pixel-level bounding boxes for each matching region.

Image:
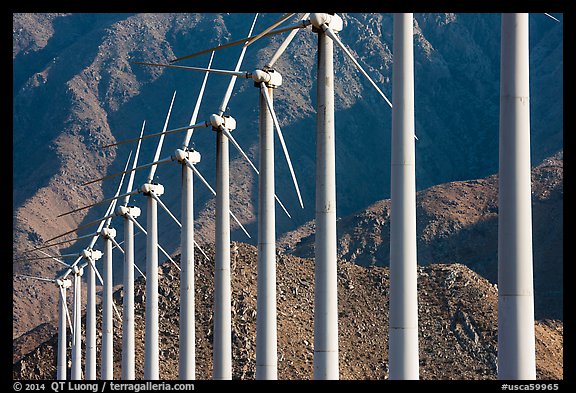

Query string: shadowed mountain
[279,150,563,320]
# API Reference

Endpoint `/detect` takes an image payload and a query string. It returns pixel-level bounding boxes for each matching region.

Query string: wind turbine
[308,13,392,380]
[70,263,84,380]
[136,13,309,380]
[138,90,178,380]
[16,274,73,380]
[498,12,536,380]
[69,71,258,379]
[48,118,188,380]
[116,121,146,380]
[389,12,419,380]
[99,153,137,380]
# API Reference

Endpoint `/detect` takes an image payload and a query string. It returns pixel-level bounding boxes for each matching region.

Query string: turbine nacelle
[209,114,237,132]
[115,205,141,219]
[140,183,165,197]
[172,148,201,165]
[310,13,343,32]
[56,278,72,289]
[100,227,116,239]
[72,265,84,276]
[251,69,282,88]
[82,248,103,261]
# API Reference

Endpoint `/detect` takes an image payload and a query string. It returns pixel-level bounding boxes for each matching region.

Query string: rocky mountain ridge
[13,242,563,380]
[279,150,563,321]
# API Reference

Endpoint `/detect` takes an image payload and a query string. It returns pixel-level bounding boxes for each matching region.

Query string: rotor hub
[140,182,165,196]
[116,205,141,218]
[209,114,236,132]
[173,148,201,165]
[100,227,116,239]
[252,69,282,88]
[73,265,84,276]
[310,13,343,32]
[57,278,72,289]
[82,248,102,261]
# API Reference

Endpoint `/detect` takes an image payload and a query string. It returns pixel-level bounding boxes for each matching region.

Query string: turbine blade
[110,237,125,254]
[228,209,252,239]
[266,13,310,68]
[133,62,248,78]
[148,90,177,182]
[184,51,215,148]
[125,121,146,205]
[126,213,180,272]
[112,301,122,322]
[46,213,115,244]
[158,244,180,272]
[219,126,259,174]
[36,249,72,267]
[59,286,74,335]
[184,159,252,238]
[218,13,259,115]
[194,240,209,260]
[16,274,56,283]
[58,190,140,217]
[16,252,80,262]
[323,26,393,108]
[85,256,104,286]
[22,237,85,254]
[260,84,304,208]
[60,255,84,280]
[102,122,208,149]
[184,158,216,195]
[150,193,182,228]
[104,151,133,228]
[135,263,146,280]
[544,13,560,22]
[245,13,296,47]
[82,157,172,186]
[170,36,254,64]
[170,18,310,64]
[274,194,292,219]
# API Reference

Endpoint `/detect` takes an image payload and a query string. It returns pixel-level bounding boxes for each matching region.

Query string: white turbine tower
[308,13,392,380]
[498,12,536,380]
[140,91,177,380]
[71,264,84,380]
[389,12,419,380]
[116,123,146,380]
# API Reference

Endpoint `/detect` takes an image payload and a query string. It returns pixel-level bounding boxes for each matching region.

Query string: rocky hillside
[13,12,563,338]
[279,150,563,321]
[13,242,563,380]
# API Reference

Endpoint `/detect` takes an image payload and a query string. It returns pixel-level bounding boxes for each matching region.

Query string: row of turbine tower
[18,12,541,380]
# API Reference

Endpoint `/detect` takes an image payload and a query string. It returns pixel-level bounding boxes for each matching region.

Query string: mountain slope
[279,150,563,320]
[12,243,563,380]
